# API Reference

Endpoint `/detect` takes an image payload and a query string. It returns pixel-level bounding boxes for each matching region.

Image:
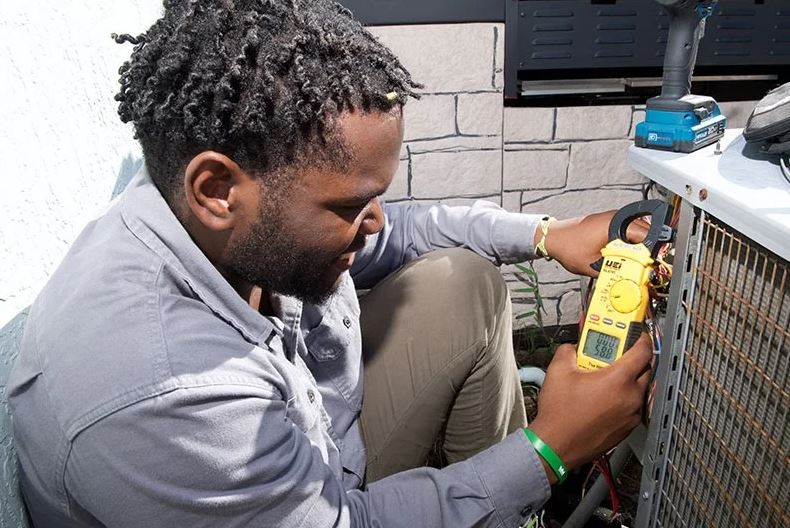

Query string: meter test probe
[635,0,727,152]
[577,200,673,371]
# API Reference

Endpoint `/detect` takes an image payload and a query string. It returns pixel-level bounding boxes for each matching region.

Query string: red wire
[593,457,621,519]
[604,457,620,517]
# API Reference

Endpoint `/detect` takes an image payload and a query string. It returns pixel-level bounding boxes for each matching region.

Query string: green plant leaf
[514,263,532,274]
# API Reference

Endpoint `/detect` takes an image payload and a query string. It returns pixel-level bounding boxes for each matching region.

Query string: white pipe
[518,366,546,387]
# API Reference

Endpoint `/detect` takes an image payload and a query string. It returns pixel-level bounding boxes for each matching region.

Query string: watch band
[535,216,556,260]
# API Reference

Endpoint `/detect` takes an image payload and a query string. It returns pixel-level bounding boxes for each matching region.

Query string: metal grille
[656,215,790,527]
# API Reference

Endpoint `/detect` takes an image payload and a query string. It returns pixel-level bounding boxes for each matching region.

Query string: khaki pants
[359,248,527,483]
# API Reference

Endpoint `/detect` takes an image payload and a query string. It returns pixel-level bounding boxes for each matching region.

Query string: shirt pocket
[304,323,363,412]
[341,445,366,490]
[304,278,363,411]
[284,381,321,434]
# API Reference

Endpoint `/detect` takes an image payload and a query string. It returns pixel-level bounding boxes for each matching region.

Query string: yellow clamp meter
[578,200,673,371]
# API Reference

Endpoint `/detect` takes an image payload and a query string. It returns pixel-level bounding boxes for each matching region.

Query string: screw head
[699,189,708,201]
[642,492,650,500]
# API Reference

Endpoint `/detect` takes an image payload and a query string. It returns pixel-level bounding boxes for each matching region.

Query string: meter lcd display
[582,330,620,364]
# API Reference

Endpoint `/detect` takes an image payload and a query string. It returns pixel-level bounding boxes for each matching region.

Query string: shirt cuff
[469,430,552,526]
[491,212,545,264]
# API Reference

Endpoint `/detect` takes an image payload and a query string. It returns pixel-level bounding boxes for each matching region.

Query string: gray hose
[562,442,631,528]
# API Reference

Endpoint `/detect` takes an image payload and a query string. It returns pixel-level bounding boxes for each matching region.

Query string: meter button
[609,280,642,313]
[616,322,627,329]
[603,318,613,325]
[590,314,600,322]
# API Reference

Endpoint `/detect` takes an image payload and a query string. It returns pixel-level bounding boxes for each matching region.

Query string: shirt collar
[120,168,282,346]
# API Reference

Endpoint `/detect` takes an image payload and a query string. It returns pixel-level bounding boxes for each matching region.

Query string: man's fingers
[616,333,654,379]
[625,218,651,245]
[586,263,601,279]
[636,362,653,391]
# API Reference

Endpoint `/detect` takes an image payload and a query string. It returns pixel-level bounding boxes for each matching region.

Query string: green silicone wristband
[523,428,568,484]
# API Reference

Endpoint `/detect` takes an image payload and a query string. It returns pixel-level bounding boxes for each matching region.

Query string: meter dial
[609,280,642,313]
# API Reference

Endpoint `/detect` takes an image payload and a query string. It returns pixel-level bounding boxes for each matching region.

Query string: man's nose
[359,197,384,235]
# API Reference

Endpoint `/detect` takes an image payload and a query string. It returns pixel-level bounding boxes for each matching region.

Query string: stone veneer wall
[0,13,757,331]
[369,22,757,328]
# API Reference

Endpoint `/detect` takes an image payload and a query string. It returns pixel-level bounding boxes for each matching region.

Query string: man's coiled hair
[114,0,420,204]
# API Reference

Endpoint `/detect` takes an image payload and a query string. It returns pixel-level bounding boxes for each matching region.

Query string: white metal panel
[627,129,790,261]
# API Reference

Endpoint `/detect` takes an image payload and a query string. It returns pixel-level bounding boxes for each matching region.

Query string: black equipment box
[505,0,789,98]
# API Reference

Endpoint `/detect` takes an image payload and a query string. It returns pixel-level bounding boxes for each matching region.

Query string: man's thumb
[553,343,578,366]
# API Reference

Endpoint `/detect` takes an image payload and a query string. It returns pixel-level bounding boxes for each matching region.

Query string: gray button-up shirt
[9,170,551,527]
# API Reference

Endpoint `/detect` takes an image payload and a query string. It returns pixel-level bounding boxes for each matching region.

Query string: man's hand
[539,211,649,277]
[528,334,653,483]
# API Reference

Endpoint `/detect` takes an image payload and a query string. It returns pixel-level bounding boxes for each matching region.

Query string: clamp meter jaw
[577,200,673,371]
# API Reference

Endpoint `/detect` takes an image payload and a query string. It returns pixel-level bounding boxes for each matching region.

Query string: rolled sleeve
[489,209,543,264]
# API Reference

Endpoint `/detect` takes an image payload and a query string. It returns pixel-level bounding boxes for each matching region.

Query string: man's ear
[183,151,253,232]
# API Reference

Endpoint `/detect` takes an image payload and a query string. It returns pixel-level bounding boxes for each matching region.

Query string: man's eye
[334,197,378,217]
[340,201,370,213]
[333,203,366,218]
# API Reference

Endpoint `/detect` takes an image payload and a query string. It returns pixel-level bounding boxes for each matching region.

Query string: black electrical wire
[780,153,790,186]
[642,181,655,200]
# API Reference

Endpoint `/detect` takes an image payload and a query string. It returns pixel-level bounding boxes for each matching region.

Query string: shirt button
[342,316,352,328]
[307,390,315,403]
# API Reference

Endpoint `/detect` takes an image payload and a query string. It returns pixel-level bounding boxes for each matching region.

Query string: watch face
[583,330,620,364]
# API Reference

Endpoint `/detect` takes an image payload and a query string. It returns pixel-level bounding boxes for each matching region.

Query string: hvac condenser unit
[628,130,789,527]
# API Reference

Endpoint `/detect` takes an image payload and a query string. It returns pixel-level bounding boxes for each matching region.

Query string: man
[9,1,652,526]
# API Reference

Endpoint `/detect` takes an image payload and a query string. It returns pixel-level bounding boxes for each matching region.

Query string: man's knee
[421,248,509,314]
[362,248,511,338]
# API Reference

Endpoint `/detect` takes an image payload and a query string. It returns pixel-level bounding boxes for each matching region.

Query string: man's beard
[228,199,342,306]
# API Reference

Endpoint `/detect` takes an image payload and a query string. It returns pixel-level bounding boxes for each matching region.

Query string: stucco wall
[1,3,163,525]
[1,2,163,327]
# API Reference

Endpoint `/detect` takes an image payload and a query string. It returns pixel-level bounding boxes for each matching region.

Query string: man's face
[228,107,403,304]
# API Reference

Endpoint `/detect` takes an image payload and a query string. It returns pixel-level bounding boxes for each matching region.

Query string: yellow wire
[656,258,673,273]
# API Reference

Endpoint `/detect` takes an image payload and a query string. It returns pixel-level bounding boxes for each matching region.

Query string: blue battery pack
[635,104,727,153]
